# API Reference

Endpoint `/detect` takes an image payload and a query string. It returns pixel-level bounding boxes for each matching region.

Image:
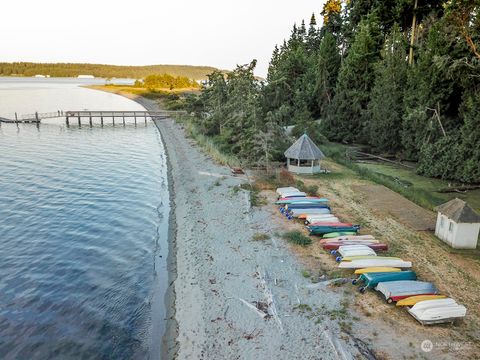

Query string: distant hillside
[0,62,218,80]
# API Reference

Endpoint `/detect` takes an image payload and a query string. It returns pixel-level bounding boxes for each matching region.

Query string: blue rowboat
[275,198,329,205]
[287,208,331,217]
[375,281,439,303]
[281,204,329,214]
[281,205,330,214]
[308,225,360,235]
[354,271,417,292]
[285,204,330,210]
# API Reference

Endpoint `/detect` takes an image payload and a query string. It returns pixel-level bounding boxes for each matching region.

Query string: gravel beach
[123,96,365,360]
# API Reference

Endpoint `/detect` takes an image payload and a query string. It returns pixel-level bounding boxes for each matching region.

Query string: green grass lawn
[316,141,480,212]
[357,162,480,211]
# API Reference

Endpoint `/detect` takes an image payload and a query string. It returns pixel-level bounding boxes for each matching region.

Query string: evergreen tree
[315,31,341,118]
[189,3,479,181]
[401,18,465,159]
[322,16,381,143]
[198,70,228,136]
[306,13,321,51]
[321,0,343,39]
[459,91,480,182]
[263,21,318,124]
[367,24,408,153]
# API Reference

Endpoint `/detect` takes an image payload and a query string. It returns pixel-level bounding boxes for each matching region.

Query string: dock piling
[60,110,178,127]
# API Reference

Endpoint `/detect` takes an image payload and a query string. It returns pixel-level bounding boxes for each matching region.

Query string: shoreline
[121,93,180,359]
[88,86,179,358]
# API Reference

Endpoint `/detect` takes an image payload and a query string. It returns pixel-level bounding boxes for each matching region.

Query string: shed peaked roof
[284,134,325,160]
[435,198,480,223]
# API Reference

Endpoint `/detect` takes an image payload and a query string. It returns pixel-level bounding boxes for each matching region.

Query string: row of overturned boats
[276,186,467,325]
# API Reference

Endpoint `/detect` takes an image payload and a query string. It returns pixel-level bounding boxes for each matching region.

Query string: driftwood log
[437,184,480,193]
[349,150,415,169]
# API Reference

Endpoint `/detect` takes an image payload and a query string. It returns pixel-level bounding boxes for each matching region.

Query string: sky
[0,0,326,77]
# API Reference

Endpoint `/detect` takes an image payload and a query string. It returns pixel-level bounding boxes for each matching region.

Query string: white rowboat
[339,259,412,269]
[408,299,466,324]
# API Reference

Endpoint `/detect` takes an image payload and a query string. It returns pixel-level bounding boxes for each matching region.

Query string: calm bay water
[0,78,169,359]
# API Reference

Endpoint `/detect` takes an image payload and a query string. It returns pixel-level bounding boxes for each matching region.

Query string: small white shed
[435,198,480,249]
[284,134,325,175]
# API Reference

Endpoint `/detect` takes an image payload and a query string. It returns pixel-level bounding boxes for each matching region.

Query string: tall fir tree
[315,31,341,117]
[459,90,480,182]
[401,18,465,159]
[367,24,408,153]
[321,0,343,38]
[322,15,381,143]
[306,13,321,51]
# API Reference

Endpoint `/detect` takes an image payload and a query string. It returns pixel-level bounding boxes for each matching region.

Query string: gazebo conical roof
[284,134,325,160]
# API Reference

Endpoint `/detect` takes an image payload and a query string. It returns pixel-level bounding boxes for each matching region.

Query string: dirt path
[353,184,436,231]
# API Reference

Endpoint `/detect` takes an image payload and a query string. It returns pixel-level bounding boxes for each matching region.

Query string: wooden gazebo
[284,134,325,174]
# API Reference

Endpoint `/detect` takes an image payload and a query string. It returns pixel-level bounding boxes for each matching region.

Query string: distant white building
[77,75,95,79]
[435,198,480,249]
[34,74,46,78]
[284,134,325,175]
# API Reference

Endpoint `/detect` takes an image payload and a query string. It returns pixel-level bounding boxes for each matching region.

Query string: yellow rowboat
[396,295,447,306]
[341,256,401,262]
[354,267,401,274]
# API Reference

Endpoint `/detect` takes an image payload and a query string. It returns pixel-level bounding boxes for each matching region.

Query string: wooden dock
[65,110,184,127]
[0,110,185,126]
[0,111,63,123]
